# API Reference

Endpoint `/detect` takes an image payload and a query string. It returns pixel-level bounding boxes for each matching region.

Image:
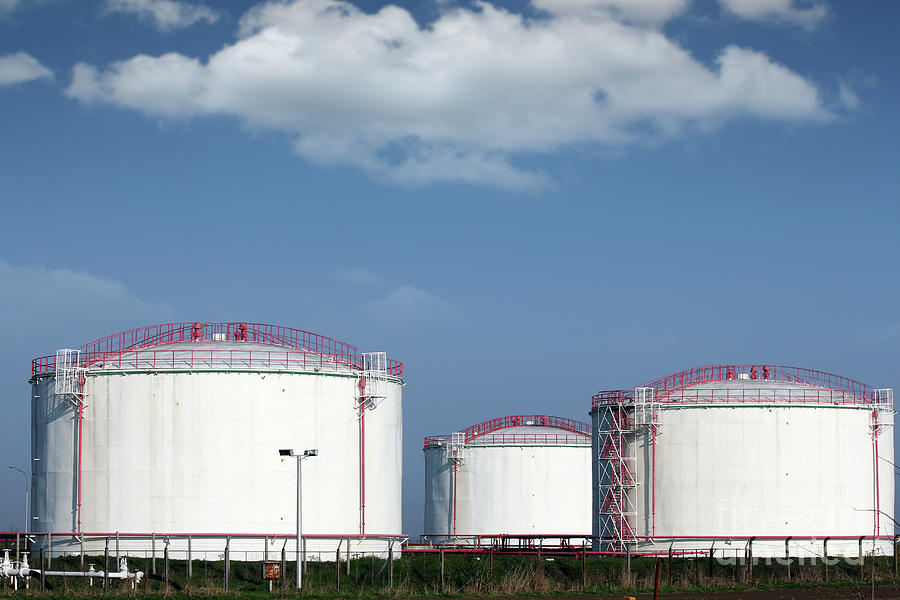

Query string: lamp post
[279,448,318,590]
[8,465,28,534]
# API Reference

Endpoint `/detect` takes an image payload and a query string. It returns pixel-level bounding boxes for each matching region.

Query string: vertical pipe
[581,546,586,589]
[225,535,231,592]
[281,544,286,594]
[439,548,445,593]
[785,537,791,581]
[77,397,84,535]
[335,546,341,592]
[187,534,192,580]
[104,537,109,592]
[164,541,170,592]
[452,461,458,537]
[590,407,600,552]
[360,398,366,535]
[297,456,302,590]
[388,542,394,594]
[894,535,898,579]
[859,536,864,580]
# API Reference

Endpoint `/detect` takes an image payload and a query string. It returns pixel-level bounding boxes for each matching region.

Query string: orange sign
[263,562,281,580]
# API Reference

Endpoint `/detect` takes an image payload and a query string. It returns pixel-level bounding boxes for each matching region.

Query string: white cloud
[366,285,462,323]
[718,0,827,29]
[0,0,19,15]
[335,267,383,287]
[0,52,53,86]
[66,0,831,189]
[0,260,174,348]
[105,0,218,31]
[837,79,859,110]
[533,0,689,24]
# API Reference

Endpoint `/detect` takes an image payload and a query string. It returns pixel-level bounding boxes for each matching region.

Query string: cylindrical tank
[423,415,592,545]
[591,364,894,557]
[29,322,404,556]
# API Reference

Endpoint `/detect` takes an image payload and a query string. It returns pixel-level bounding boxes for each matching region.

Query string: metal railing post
[224,535,231,592]
[104,537,110,592]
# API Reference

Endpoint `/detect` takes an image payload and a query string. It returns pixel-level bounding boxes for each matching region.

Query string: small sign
[263,562,281,580]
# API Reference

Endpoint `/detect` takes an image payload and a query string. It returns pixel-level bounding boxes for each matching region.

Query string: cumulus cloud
[0,260,174,347]
[366,285,462,323]
[0,52,53,86]
[105,0,218,31]
[718,0,827,29]
[66,0,831,189]
[0,0,19,15]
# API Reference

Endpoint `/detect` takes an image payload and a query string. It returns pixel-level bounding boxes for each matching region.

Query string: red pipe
[77,398,83,535]
[651,424,656,537]
[452,459,458,536]
[873,410,880,535]
[358,378,366,536]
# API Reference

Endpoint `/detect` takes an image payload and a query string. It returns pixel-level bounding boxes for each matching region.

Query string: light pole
[8,465,28,534]
[279,448,318,590]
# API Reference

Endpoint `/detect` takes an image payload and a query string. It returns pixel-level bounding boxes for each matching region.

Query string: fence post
[784,537,790,581]
[894,535,899,579]
[281,542,287,594]
[747,538,753,584]
[335,544,341,592]
[151,533,156,575]
[388,542,394,594]
[225,535,231,592]
[116,531,120,564]
[667,547,672,582]
[824,538,829,583]
[440,548,445,594]
[346,538,350,576]
[859,536,864,580]
[164,539,170,592]
[47,533,52,569]
[625,546,631,583]
[188,534,192,580]
[15,533,19,564]
[709,544,714,579]
[490,547,495,579]
[39,547,45,591]
[80,535,85,572]
[104,537,110,592]
[581,546,586,589]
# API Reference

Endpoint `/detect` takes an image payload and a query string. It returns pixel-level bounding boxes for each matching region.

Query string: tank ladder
[597,388,659,552]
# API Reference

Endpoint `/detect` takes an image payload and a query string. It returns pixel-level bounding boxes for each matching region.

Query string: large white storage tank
[423,415,592,545]
[29,322,404,556]
[591,364,894,557]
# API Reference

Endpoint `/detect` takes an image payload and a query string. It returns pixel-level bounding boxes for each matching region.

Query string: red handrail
[424,414,590,447]
[592,364,887,409]
[31,322,402,378]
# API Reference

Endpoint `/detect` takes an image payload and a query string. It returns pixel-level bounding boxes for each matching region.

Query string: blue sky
[1,0,898,536]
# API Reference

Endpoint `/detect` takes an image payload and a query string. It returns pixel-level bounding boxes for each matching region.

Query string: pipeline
[0,550,144,590]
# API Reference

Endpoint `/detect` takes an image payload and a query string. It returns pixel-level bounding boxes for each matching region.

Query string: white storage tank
[423,415,592,545]
[29,322,404,556]
[592,364,894,557]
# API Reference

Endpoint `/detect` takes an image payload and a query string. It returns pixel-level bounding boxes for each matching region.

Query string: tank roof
[424,414,591,448]
[593,364,891,409]
[31,322,402,378]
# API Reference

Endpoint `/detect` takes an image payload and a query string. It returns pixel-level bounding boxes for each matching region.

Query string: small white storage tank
[29,322,404,556]
[423,415,592,545]
[592,364,894,557]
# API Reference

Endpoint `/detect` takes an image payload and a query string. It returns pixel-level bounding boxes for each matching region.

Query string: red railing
[31,322,402,378]
[592,364,888,409]
[424,415,590,447]
[644,364,873,398]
